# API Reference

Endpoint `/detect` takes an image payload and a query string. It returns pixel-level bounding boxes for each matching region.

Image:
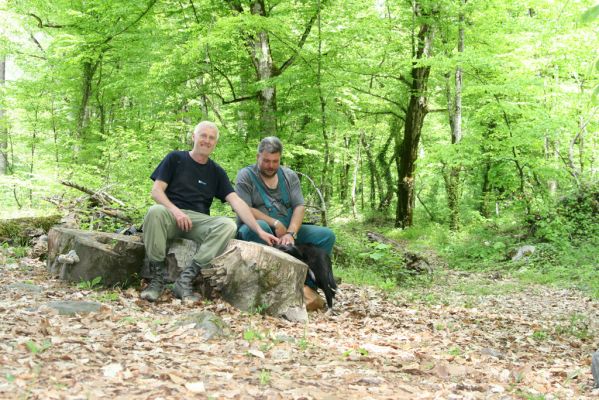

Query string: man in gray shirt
[235,137,335,254]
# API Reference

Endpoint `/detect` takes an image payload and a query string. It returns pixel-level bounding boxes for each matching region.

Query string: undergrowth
[332,186,598,298]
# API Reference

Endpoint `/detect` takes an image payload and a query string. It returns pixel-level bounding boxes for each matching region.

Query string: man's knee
[220,218,237,239]
[144,204,169,223]
[237,220,271,242]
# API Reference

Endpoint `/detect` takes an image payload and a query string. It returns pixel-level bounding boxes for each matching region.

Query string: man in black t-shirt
[142,121,278,303]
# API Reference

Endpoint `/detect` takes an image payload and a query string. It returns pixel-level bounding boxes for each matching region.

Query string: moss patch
[0,214,63,243]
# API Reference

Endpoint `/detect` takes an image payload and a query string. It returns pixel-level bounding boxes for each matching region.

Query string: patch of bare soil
[1,257,598,399]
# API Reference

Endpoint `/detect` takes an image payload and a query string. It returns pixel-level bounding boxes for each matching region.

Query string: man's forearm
[151,187,180,214]
[287,205,305,233]
[229,195,264,234]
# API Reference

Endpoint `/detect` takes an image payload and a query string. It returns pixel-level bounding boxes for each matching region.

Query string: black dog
[276,244,337,309]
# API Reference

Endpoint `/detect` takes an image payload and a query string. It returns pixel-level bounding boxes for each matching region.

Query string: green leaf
[582,5,599,23]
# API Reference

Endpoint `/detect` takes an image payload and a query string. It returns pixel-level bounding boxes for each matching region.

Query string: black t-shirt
[150,151,234,215]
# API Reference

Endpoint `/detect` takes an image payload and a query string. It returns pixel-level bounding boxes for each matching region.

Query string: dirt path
[1,257,597,399]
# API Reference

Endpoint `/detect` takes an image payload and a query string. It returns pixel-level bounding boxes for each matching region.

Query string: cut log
[48,229,309,321]
[47,227,145,287]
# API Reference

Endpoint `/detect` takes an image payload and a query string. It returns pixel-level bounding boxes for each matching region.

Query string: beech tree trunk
[444,1,465,231]
[229,0,317,137]
[0,56,7,175]
[395,3,433,228]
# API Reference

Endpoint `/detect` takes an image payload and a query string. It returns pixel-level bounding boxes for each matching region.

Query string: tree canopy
[0,0,597,233]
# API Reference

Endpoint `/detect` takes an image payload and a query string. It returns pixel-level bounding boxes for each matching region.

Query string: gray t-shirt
[235,164,304,222]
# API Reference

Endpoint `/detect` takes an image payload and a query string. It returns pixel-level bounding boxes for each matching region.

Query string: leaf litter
[0,256,598,399]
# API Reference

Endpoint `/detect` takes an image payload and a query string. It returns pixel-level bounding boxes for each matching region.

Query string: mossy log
[0,215,63,243]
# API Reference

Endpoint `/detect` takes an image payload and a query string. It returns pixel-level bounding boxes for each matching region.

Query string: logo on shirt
[198,179,207,186]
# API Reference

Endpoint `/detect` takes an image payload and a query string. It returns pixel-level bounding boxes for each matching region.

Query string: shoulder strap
[246,166,292,215]
[246,166,274,213]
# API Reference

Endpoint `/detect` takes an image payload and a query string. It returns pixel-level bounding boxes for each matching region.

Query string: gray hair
[192,121,220,140]
[258,136,283,154]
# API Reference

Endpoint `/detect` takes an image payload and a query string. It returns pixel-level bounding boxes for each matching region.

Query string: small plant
[554,314,591,340]
[258,369,271,385]
[95,291,120,302]
[342,347,369,357]
[243,328,262,342]
[25,340,51,355]
[12,246,28,258]
[448,346,462,356]
[5,373,15,383]
[77,276,102,290]
[297,337,309,351]
[531,330,549,341]
[249,303,268,315]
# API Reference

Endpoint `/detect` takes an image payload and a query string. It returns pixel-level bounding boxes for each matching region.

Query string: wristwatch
[286,231,297,239]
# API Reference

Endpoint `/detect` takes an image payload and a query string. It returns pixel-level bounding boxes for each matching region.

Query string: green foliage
[94,291,120,302]
[242,328,262,342]
[25,339,52,355]
[258,369,271,386]
[77,276,102,290]
[531,184,599,244]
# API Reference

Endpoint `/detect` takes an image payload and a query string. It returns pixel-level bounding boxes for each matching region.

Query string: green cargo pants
[143,205,237,267]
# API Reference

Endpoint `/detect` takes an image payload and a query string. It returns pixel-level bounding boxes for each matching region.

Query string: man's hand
[280,232,294,246]
[257,230,279,246]
[172,209,192,232]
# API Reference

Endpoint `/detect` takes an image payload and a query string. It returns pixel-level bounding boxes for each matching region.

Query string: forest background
[0,0,597,296]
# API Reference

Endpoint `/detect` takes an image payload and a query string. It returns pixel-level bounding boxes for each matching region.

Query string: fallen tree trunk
[366,231,434,273]
[0,214,63,243]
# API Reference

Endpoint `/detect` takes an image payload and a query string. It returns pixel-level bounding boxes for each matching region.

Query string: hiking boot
[141,261,166,302]
[173,260,202,303]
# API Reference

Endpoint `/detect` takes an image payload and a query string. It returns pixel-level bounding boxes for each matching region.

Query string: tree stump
[201,240,308,321]
[47,227,145,287]
[47,229,309,321]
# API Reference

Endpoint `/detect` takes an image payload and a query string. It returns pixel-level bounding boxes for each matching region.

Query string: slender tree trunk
[377,124,399,211]
[0,56,7,175]
[395,3,433,228]
[340,134,351,201]
[247,1,277,136]
[361,132,378,206]
[76,59,100,141]
[351,132,362,218]
[444,1,465,231]
[316,0,330,203]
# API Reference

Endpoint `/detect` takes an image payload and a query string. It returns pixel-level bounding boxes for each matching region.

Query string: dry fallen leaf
[185,381,205,393]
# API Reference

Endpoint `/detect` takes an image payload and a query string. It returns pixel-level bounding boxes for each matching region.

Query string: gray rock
[592,350,599,388]
[5,283,44,294]
[280,306,308,323]
[480,347,504,359]
[510,245,536,261]
[44,300,102,315]
[175,311,228,340]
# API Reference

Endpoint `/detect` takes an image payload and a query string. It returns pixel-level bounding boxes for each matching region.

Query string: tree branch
[28,13,69,28]
[279,12,318,74]
[103,0,158,44]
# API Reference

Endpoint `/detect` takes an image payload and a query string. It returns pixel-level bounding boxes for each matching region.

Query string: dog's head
[275,244,304,260]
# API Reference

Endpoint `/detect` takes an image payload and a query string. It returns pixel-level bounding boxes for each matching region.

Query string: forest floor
[1,252,598,400]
